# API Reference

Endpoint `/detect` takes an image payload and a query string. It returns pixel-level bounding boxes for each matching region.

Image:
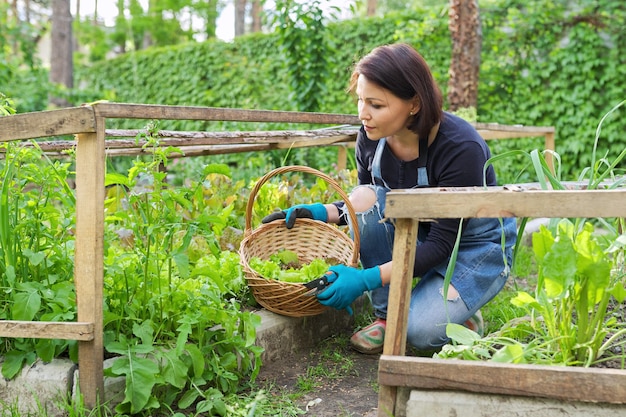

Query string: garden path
[257,335,379,416]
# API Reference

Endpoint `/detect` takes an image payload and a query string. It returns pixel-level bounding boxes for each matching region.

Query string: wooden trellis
[0,103,556,407]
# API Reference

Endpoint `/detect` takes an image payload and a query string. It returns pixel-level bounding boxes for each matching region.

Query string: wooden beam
[378,218,419,417]
[386,187,626,219]
[0,131,357,158]
[0,107,95,141]
[0,321,94,340]
[378,356,626,405]
[478,130,552,140]
[74,120,106,407]
[472,122,555,134]
[105,143,274,157]
[103,128,359,144]
[92,102,361,125]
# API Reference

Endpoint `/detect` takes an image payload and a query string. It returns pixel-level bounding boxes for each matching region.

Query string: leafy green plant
[0,143,77,378]
[512,219,626,366]
[0,93,16,116]
[439,102,626,368]
[100,126,266,414]
[269,0,336,112]
[440,219,626,368]
[438,322,550,364]
[249,253,331,283]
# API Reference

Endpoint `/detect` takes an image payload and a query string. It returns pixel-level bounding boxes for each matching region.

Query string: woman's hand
[317,265,382,314]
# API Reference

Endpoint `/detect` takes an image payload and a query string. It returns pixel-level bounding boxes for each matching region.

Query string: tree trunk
[367,0,376,16]
[447,0,481,112]
[234,0,246,37]
[251,0,261,32]
[49,0,73,108]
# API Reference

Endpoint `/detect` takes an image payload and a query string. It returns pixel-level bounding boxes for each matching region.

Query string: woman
[263,43,517,354]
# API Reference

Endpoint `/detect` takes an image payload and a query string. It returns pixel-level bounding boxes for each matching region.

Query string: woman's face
[356,74,416,141]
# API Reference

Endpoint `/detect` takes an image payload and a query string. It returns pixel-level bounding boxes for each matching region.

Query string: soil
[254,298,626,416]
[256,335,380,417]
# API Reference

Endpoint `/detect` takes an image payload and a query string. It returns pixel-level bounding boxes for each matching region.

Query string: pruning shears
[303,272,333,296]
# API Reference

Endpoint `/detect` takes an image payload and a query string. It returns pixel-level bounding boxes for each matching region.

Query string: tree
[251,0,262,32]
[235,0,246,36]
[49,0,73,107]
[447,0,481,111]
[367,0,376,16]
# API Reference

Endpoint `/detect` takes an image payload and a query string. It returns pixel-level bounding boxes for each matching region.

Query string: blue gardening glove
[261,203,328,229]
[317,265,382,315]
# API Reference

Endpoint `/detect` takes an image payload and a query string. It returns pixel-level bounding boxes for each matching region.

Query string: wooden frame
[2,109,555,172]
[378,186,626,416]
[0,103,556,408]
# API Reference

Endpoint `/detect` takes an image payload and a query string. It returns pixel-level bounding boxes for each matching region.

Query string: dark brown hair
[348,43,443,141]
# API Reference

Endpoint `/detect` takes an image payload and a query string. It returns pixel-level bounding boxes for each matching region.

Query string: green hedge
[74,0,625,183]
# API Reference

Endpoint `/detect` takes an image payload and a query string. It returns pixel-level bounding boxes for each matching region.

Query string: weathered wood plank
[383,218,419,357]
[93,102,361,125]
[478,130,552,140]
[0,321,94,340]
[0,107,95,141]
[105,144,274,157]
[386,187,626,219]
[378,356,626,405]
[378,218,419,417]
[0,130,357,157]
[103,128,359,143]
[472,122,554,134]
[74,124,106,406]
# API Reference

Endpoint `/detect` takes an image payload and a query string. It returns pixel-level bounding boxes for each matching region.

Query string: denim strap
[372,138,429,188]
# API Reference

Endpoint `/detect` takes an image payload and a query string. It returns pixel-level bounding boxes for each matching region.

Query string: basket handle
[244,165,360,266]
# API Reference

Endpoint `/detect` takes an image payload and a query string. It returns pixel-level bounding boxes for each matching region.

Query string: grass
[295,335,359,392]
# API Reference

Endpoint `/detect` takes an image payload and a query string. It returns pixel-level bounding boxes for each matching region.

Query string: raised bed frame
[379,186,626,416]
[0,102,555,408]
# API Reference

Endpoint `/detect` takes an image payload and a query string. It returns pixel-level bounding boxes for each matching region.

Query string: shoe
[350,318,386,354]
[464,310,484,337]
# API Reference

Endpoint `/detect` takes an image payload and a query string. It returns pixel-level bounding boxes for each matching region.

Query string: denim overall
[349,138,517,350]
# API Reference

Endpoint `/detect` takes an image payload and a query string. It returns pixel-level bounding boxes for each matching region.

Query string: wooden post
[377,218,419,417]
[74,117,106,407]
[337,145,347,171]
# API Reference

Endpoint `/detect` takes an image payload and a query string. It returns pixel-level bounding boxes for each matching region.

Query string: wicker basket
[239,165,360,317]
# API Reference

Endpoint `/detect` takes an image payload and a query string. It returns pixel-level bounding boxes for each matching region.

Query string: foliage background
[68,0,625,183]
[3,0,624,181]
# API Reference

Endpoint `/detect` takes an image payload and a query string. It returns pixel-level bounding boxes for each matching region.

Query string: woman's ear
[410,97,420,115]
